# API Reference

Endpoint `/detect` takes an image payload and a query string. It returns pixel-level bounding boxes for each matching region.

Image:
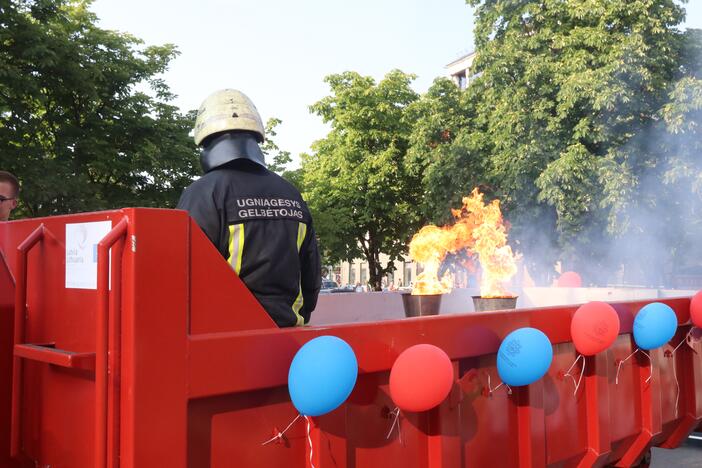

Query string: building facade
[445,51,477,90]
[334,254,422,289]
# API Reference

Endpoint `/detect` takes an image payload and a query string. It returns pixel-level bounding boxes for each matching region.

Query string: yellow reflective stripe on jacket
[291,222,307,326]
[227,223,245,275]
[296,222,307,251]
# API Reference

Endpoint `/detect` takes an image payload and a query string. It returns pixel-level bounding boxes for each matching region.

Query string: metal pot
[401,293,442,317]
[471,295,518,312]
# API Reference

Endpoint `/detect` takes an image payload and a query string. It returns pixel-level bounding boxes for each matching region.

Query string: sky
[91,0,701,167]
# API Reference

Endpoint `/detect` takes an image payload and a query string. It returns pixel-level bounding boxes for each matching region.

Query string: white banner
[65,221,112,289]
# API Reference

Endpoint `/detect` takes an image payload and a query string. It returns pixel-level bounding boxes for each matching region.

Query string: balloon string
[487,373,512,395]
[261,414,302,446]
[640,350,653,384]
[672,347,680,418]
[305,416,315,468]
[563,354,586,396]
[671,329,694,354]
[615,349,639,385]
[669,329,693,418]
[385,407,402,444]
[616,348,654,385]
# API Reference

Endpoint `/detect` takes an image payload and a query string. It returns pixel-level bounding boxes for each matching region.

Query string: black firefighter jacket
[177,160,322,327]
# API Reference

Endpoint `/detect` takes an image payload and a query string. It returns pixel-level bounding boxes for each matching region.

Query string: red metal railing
[11,224,45,458]
[10,218,128,468]
[96,218,128,468]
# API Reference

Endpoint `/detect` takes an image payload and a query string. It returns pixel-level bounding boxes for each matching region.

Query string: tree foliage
[260,117,305,190]
[261,117,292,174]
[408,0,701,284]
[0,0,199,217]
[406,77,480,224]
[303,70,422,290]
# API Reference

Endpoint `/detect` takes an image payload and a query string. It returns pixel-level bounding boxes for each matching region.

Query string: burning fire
[409,226,455,295]
[408,189,518,297]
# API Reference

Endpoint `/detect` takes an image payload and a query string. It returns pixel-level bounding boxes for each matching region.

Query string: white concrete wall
[309,287,694,326]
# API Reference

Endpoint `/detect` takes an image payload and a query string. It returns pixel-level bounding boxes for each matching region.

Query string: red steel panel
[118,208,188,468]
[1,209,701,468]
[0,246,15,468]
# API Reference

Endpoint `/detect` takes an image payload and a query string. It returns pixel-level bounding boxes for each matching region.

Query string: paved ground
[651,434,702,467]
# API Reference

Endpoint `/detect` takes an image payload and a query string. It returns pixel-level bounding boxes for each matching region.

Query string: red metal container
[1,209,701,468]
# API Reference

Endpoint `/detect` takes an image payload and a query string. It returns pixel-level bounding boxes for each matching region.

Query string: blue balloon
[497,327,553,387]
[288,335,358,416]
[633,302,678,350]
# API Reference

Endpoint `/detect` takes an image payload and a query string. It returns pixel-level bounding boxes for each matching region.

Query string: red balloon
[691,290,702,328]
[558,271,582,288]
[571,301,620,356]
[389,344,453,412]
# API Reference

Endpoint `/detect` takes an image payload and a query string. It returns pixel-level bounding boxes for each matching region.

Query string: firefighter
[177,89,321,327]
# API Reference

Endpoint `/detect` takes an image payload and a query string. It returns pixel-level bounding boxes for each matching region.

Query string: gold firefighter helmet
[193,89,265,146]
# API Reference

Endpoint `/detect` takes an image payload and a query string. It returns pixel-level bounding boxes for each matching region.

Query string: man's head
[0,171,19,221]
[193,89,267,172]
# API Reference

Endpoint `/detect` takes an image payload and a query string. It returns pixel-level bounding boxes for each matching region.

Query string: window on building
[386,272,394,284]
[416,263,424,275]
[458,73,467,89]
[350,266,356,285]
[334,265,342,284]
[360,264,368,285]
[404,261,413,285]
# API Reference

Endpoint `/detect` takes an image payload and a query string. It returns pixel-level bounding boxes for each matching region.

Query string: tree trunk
[367,250,383,291]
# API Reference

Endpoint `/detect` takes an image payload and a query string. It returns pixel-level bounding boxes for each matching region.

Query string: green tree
[261,117,292,174]
[303,70,421,290]
[659,28,702,194]
[413,0,697,283]
[261,117,304,192]
[406,77,482,224]
[473,0,684,230]
[654,29,702,276]
[0,0,199,217]
[260,117,305,190]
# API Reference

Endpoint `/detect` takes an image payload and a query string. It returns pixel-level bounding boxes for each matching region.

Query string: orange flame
[409,226,454,295]
[408,189,517,297]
